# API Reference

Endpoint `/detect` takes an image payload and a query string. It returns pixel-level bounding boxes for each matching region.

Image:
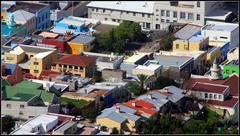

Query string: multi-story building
[6,1,51,30]
[51,54,96,78]
[87,1,224,30]
[3,45,58,77]
[67,34,95,54]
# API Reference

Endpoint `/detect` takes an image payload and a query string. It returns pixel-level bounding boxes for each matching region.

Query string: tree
[112,127,119,134]
[81,108,98,122]
[92,68,102,82]
[137,74,148,94]
[101,126,108,131]
[153,76,178,89]
[128,82,141,97]
[159,32,176,51]
[2,115,15,134]
[183,119,208,134]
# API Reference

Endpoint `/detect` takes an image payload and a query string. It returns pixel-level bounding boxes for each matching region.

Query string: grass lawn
[61,97,90,109]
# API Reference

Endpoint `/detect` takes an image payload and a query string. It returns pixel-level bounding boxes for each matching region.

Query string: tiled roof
[207,97,238,108]
[191,82,229,94]
[54,55,96,67]
[39,70,61,79]
[182,74,239,97]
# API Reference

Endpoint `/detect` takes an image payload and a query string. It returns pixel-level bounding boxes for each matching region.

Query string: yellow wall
[173,37,208,51]
[4,52,25,64]
[207,48,221,64]
[173,41,189,51]
[96,118,122,131]
[67,42,93,55]
[1,12,6,21]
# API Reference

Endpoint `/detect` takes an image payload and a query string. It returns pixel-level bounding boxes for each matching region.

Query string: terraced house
[51,54,96,78]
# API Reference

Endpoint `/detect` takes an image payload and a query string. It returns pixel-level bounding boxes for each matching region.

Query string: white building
[87,1,224,30]
[201,21,239,48]
[83,52,124,71]
[11,114,58,135]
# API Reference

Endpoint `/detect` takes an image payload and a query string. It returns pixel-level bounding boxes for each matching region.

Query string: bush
[2,115,15,134]
[112,127,119,134]
[101,126,108,131]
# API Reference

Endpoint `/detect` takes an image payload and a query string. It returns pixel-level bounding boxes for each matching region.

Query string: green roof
[3,80,54,102]
[14,80,43,89]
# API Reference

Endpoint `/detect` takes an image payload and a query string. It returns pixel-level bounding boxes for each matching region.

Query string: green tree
[92,68,102,82]
[183,119,208,134]
[112,127,119,134]
[81,108,98,121]
[159,32,176,51]
[128,82,141,97]
[2,115,15,134]
[153,76,178,89]
[137,74,148,94]
[101,126,108,131]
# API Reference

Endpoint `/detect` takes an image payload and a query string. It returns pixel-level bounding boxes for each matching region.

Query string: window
[173,11,177,18]
[156,14,159,16]
[105,18,107,21]
[188,13,194,20]
[126,11,129,14]
[184,44,189,50]
[209,94,213,99]
[103,9,105,13]
[197,1,200,7]
[220,36,228,39]
[176,44,179,49]
[146,23,150,29]
[80,67,84,71]
[148,14,151,18]
[166,19,170,23]
[7,57,14,60]
[196,14,200,20]
[156,9,159,12]
[133,13,136,16]
[19,111,23,115]
[20,105,25,108]
[42,16,44,21]
[34,70,39,73]
[156,18,159,21]
[29,116,34,118]
[112,19,116,22]
[33,62,39,65]
[6,104,11,108]
[214,94,217,99]
[173,20,177,22]
[180,12,186,19]
[92,8,94,11]
[166,10,170,17]
[156,24,160,29]
[46,13,48,19]
[218,95,222,99]
[96,8,98,12]
[161,19,164,22]
[38,17,41,23]
[142,14,145,17]
[205,93,208,98]
[161,10,165,16]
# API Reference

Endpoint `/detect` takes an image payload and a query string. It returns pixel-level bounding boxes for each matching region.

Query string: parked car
[74,115,84,121]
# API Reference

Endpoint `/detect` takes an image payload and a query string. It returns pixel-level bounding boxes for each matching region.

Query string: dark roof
[7,2,48,14]
[54,55,96,67]
[207,97,238,108]
[191,82,228,94]
[182,74,239,97]
[2,63,17,76]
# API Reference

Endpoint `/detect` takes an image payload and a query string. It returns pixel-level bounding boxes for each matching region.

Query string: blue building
[6,2,50,30]
[219,42,230,60]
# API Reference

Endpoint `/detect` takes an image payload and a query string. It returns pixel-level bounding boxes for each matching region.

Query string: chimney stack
[131,101,136,107]
[115,106,120,113]
[147,94,152,99]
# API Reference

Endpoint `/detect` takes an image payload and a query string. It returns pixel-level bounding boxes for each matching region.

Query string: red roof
[121,100,157,116]
[54,55,96,67]
[39,70,61,79]
[207,97,238,108]
[182,74,239,97]
[191,82,229,94]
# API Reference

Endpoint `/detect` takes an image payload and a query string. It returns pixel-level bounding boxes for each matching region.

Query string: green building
[222,59,239,79]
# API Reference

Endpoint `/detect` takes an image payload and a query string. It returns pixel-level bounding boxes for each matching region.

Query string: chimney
[115,106,120,113]
[131,101,136,107]
[147,94,152,99]
[164,87,169,93]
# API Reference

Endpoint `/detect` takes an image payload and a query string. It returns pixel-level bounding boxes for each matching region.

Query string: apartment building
[51,55,96,78]
[87,1,223,30]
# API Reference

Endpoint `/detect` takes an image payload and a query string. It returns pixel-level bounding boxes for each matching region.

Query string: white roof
[11,114,58,135]
[33,51,54,59]
[203,21,239,32]
[87,1,155,14]
[205,9,232,21]
[124,53,150,63]
[9,46,24,55]
[12,9,35,22]
[135,64,161,71]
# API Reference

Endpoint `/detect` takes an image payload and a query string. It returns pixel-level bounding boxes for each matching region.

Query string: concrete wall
[1,101,48,120]
[102,69,126,82]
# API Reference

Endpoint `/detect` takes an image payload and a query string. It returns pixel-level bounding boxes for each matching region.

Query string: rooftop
[19,44,56,54]
[202,21,238,32]
[205,9,233,21]
[174,24,202,40]
[7,1,48,14]
[207,97,238,108]
[153,54,193,68]
[11,114,58,135]
[191,82,229,94]
[54,55,96,67]
[69,34,95,45]
[188,35,206,43]
[134,63,161,71]
[53,121,76,134]
[124,52,151,64]
[12,9,35,22]
[226,59,239,66]
[39,32,59,39]
[87,1,155,14]
[3,80,54,102]
[2,63,17,76]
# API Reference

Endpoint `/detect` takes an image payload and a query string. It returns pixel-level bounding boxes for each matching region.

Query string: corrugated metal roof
[69,34,95,45]
[174,24,202,40]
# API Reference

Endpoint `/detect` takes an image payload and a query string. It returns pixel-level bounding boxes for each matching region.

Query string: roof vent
[142,2,148,7]
[116,1,121,5]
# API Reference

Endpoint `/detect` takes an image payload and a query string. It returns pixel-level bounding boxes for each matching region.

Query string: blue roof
[2,22,14,36]
[2,63,17,76]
